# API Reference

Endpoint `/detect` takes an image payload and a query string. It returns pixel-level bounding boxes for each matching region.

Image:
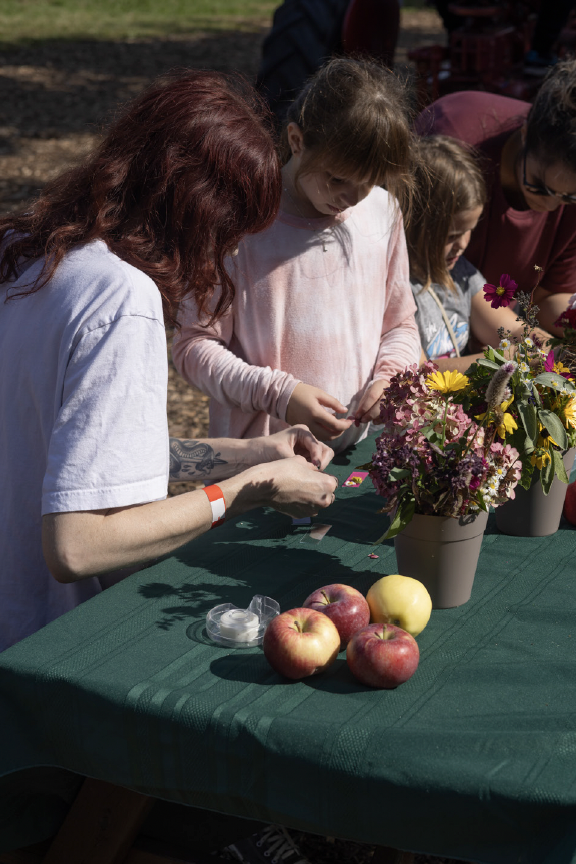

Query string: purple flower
[544,350,555,372]
[483,274,518,309]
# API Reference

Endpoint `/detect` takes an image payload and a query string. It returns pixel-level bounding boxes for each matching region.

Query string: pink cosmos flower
[483,274,518,309]
[554,306,576,330]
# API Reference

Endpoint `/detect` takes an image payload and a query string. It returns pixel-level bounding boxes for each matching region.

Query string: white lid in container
[206,595,280,647]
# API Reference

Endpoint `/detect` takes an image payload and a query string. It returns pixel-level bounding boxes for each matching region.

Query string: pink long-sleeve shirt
[173,186,421,452]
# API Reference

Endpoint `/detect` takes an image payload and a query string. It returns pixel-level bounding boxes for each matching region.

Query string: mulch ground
[1,16,466,863]
[0,11,446,495]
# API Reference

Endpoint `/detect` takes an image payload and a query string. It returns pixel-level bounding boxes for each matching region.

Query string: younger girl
[172,57,421,452]
[406,135,548,372]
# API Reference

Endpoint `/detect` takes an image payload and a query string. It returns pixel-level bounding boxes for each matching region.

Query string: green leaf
[541,455,555,495]
[355,462,373,471]
[485,346,505,364]
[553,448,569,484]
[421,425,441,444]
[476,358,500,370]
[517,401,538,443]
[539,409,569,451]
[523,436,535,455]
[387,467,411,481]
[532,373,575,393]
[380,497,416,541]
[475,492,488,513]
[520,460,534,490]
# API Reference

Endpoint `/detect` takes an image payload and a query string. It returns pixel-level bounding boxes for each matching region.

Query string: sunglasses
[522,151,576,204]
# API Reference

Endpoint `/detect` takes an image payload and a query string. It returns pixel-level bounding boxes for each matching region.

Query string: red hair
[0,69,281,326]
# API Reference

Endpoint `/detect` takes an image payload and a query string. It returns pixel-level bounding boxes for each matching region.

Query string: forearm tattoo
[169,438,228,480]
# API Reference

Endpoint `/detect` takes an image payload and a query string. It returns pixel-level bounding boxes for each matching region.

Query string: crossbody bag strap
[426,285,461,358]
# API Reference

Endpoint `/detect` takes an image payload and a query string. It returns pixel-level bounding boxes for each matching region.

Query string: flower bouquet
[462,270,576,496]
[368,361,522,541]
[364,361,523,607]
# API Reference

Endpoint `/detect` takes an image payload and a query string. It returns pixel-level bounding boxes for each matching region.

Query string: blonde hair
[405,135,486,292]
[280,57,416,213]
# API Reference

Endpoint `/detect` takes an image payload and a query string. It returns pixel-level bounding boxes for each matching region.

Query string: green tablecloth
[1,434,576,864]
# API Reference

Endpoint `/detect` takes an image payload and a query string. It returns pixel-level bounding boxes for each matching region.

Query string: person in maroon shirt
[415,58,576,335]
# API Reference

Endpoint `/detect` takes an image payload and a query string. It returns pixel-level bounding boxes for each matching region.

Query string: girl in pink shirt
[173,58,421,452]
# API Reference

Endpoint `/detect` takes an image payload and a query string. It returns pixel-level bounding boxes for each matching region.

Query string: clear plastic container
[206,595,280,647]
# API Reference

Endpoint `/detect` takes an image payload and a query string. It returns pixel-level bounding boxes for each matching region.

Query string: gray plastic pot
[394,510,488,609]
[495,449,575,538]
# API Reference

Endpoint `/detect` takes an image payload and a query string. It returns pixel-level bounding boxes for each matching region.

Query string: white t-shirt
[0,240,169,651]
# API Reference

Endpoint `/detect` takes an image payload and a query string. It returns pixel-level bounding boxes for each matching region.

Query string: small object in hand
[292,516,312,525]
[343,471,368,487]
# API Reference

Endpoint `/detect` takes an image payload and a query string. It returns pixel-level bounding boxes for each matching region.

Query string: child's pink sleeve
[373,215,421,381]
[172,297,300,422]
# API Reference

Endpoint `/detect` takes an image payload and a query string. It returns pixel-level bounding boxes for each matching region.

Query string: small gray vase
[394,510,488,609]
[495,448,576,538]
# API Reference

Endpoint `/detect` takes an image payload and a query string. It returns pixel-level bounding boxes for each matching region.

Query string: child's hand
[352,379,389,426]
[286,383,354,441]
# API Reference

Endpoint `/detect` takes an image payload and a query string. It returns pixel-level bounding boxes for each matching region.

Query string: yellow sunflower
[562,395,576,430]
[530,424,559,469]
[476,396,518,438]
[530,450,552,470]
[425,370,469,394]
[554,361,573,378]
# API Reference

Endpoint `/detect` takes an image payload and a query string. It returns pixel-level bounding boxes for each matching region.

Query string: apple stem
[321,591,330,604]
[294,620,302,633]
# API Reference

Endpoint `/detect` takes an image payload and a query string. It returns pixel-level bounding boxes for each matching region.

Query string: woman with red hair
[0,69,336,652]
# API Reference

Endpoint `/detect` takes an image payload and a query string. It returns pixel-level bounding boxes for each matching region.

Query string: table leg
[40,777,154,864]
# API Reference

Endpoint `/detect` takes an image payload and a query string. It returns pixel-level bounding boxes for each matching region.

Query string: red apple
[563,480,576,526]
[346,623,419,689]
[302,583,370,647]
[263,607,341,679]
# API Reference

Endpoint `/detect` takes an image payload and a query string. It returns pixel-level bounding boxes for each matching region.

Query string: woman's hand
[251,425,334,470]
[286,383,353,441]
[352,379,389,426]
[43,454,339,582]
[235,455,338,519]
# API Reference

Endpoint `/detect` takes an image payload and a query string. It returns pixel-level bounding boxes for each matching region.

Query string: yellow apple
[366,575,432,637]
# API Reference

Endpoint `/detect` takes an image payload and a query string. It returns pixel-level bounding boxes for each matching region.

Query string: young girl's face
[298,167,373,217]
[444,206,483,270]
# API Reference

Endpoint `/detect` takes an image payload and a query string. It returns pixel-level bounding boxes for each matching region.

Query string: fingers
[353,402,381,426]
[321,475,338,508]
[317,392,349,414]
[294,436,334,470]
[352,381,388,426]
[310,415,354,440]
[353,401,377,426]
